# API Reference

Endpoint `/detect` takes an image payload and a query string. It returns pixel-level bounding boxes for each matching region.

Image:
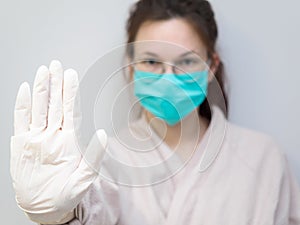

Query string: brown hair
[126,0,228,122]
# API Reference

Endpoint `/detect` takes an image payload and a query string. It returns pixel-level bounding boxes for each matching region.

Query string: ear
[208,52,220,83]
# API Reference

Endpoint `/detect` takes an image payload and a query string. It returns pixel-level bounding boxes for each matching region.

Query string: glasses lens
[134,59,163,74]
[174,57,208,74]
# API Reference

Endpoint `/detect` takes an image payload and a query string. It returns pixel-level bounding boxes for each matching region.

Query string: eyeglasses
[133,57,210,75]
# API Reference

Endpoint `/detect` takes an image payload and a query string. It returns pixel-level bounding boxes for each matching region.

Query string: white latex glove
[10,60,107,224]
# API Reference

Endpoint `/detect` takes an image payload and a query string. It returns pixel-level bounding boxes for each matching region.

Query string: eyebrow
[142,51,196,58]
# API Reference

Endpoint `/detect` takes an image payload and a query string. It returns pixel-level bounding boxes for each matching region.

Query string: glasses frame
[132,57,211,75]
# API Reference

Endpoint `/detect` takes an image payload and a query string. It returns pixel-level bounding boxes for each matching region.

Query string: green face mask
[134,69,209,126]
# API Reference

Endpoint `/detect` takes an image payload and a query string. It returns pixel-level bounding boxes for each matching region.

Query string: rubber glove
[10,60,107,224]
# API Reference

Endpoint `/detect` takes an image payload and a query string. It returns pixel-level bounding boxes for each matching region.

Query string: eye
[142,59,160,65]
[178,58,197,66]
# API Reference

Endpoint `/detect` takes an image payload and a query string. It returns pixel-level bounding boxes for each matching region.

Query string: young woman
[10,0,300,224]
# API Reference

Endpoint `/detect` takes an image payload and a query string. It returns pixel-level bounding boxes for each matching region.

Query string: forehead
[134,18,207,59]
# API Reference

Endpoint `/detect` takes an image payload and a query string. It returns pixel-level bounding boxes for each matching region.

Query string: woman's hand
[10,60,107,224]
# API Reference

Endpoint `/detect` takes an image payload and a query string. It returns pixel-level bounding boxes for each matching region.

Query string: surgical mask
[134,69,209,126]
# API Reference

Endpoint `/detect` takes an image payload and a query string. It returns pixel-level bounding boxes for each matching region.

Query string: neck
[143,108,209,159]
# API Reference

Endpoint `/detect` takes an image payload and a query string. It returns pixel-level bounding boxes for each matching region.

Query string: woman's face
[131,18,212,78]
[130,18,213,124]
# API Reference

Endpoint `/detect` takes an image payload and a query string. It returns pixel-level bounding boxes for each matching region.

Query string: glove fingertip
[16,82,31,109]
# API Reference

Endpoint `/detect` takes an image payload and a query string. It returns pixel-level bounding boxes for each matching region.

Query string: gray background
[1,0,299,224]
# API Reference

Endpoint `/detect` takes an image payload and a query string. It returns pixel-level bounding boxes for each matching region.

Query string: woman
[10,0,300,224]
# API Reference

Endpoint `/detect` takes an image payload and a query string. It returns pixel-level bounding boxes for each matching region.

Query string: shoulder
[224,121,286,175]
[226,121,281,150]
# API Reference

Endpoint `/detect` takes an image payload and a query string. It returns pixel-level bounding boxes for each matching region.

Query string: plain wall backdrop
[0,0,299,224]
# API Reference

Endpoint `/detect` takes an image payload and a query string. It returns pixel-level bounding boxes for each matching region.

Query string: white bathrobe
[52,105,300,225]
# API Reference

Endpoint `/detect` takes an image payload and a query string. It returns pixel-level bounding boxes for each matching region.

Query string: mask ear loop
[205,58,212,72]
[203,58,214,85]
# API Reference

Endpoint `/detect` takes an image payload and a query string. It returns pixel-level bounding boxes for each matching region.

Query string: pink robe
[42,105,300,225]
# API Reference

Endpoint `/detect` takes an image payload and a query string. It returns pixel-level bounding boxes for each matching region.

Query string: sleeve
[39,176,120,225]
[274,155,300,225]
